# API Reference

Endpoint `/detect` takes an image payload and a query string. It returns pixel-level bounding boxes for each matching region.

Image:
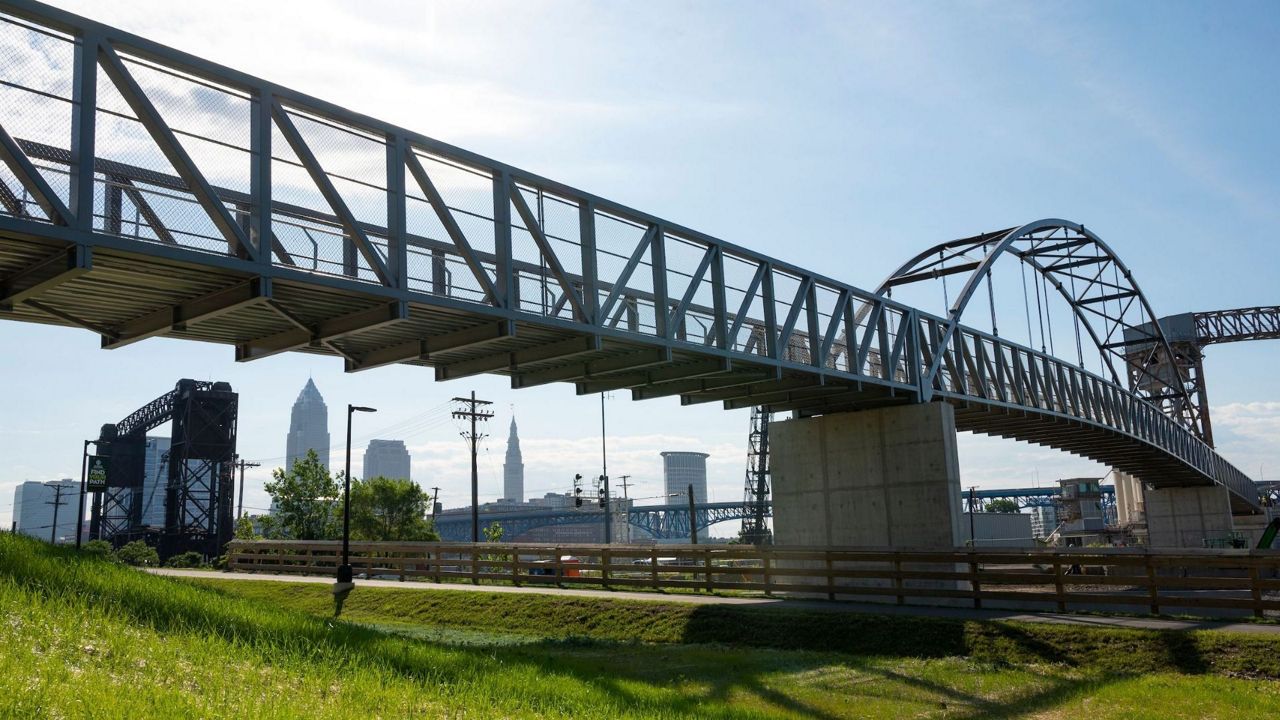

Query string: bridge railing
[226,540,1280,619]
[927,317,1258,505]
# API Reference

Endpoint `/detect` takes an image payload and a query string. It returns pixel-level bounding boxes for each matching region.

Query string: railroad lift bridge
[0,1,1265,549]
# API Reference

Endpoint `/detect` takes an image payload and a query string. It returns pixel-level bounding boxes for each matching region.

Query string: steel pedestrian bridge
[0,2,1260,512]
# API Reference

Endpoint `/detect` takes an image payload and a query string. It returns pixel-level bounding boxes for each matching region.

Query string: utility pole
[45,482,69,544]
[618,474,632,500]
[452,391,493,543]
[687,483,697,545]
[431,486,441,523]
[234,457,260,519]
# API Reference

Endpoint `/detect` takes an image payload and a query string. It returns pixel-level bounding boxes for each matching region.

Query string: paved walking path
[151,568,1280,636]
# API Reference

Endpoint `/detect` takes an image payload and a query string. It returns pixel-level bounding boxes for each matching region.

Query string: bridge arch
[875,219,1201,438]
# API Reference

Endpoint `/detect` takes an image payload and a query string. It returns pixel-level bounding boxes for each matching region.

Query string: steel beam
[0,245,92,309]
[404,149,500,305]
[574,357,732,394]
[680,376,823,405]
[512,347,672,389]
[23,298,117,339]
[238,300,407,362]
[346,320,514,372]
[103,277,271,349]
[434,333,601,381]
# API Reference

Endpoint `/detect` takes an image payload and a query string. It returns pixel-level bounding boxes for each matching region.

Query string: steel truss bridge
[434,501,768,542]
[0,2,1261,514]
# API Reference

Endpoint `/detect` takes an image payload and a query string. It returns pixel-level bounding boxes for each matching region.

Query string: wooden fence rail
[226,540,1280,618]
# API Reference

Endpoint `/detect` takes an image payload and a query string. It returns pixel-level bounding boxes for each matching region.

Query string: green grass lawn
[2,534,1279,719]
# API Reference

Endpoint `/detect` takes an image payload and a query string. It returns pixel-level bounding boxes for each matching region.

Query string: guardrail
[227,541,1280,619]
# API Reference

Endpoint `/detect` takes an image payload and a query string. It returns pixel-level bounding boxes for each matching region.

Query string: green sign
[86,455,109,492]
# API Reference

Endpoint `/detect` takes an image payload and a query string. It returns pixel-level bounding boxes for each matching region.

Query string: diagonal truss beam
[509,185,587,321]
[0,122,72,225]
[23,298,117,338]
[237,300,407,362]
[270,100,390,285]
[95,42,252,258]
[0,245,92,309]
[404,149,499,305]
[103,277,272,349]
[598,224,657,323]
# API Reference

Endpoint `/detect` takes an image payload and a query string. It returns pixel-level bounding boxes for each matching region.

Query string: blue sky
[1,0,1277,532]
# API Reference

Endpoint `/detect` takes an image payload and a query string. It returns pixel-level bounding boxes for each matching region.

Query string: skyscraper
[502,417,524,503]
[286,378,330,472]
[662,451,709,540]
[363,439,411,480]
[139,435,171,527]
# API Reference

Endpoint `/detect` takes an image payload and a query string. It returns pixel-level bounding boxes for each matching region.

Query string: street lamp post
[75,439,93,549]
[338,404,377,584]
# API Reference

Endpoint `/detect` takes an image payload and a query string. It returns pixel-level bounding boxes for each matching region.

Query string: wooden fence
[226,540,1280,618]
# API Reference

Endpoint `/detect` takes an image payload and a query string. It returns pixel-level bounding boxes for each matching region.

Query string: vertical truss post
[651,223,669,339]
[493,171,513,310]
[762,264,778,360]
[70,32,99,231]
[385,133,408,293]
[578,200,599,325]
[710,248,727,349]
[250,89,273,271]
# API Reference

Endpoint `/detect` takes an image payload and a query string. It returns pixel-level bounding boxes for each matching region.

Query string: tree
[984,498,1021,514]
[483,521,504,543]
[262,449,340,540]
[233,514,260,541]
[114,540,159,567]
[349,476,439,541]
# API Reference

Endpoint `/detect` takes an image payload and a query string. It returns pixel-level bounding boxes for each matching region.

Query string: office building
[363,439,411,480]
[286,378,330,472]
[662,451,709,540]
[12,479,77,543]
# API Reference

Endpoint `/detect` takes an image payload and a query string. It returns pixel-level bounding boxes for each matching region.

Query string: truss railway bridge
[0,1,1269,550]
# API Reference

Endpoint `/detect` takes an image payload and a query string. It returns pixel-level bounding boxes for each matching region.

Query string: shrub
[114,540,159,567]
[164,551,206,568]
[81,539,114,559]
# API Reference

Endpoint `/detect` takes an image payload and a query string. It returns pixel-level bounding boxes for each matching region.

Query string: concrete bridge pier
[1114,470,1236,548]
[770,402,965,548]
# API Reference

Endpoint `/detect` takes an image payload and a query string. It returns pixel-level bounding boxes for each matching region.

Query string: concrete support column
[771,402,964,548]
[1144,484,1233,548]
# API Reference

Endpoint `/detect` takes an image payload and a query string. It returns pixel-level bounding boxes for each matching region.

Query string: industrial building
[962,511,1035,548]
[362,439,410,481]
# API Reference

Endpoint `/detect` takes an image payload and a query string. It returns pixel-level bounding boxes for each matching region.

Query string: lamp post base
[336,563,353,583]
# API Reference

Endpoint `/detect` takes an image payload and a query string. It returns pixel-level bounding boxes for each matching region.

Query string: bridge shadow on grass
[0,541,1199,719]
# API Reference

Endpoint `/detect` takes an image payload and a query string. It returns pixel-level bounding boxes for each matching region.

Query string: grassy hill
[3,533,1280,719]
